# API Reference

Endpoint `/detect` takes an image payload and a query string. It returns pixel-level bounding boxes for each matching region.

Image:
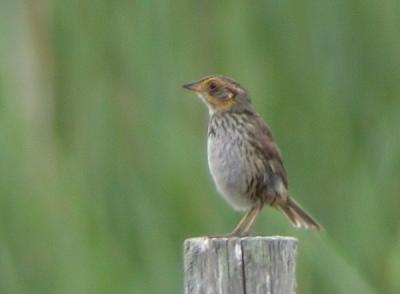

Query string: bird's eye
[208,82,217,91]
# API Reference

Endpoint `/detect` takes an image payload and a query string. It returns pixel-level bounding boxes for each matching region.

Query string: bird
[183,75,321,236]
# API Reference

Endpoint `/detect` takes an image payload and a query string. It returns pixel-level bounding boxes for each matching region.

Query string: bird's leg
[241,204,263,236]
[228,207,258,237]
[207,208,256,238]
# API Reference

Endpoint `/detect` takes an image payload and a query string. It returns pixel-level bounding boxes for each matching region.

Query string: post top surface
[185,235,298,244]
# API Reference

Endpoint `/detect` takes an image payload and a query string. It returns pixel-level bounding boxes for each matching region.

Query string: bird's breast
[207,129,254,210]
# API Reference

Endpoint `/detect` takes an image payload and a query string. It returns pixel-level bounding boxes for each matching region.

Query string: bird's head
[183,75,252,113]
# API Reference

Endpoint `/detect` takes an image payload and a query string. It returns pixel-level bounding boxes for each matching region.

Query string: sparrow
[183,75,321,236]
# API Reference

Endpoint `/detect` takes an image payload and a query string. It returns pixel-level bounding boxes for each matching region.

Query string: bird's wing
[249,113,288,188]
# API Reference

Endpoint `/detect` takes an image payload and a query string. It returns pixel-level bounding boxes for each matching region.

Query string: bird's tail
[279,197,321,230]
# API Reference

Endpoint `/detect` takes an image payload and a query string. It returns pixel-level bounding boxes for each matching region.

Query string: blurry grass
[0,0,400,293]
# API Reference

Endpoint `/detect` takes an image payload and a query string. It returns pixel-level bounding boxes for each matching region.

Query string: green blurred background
[1,0,400,293]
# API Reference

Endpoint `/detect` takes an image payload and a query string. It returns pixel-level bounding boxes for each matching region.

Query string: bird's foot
[206,230,250,239]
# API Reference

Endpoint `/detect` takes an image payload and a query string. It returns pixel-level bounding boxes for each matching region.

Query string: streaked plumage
[183,75,321,236]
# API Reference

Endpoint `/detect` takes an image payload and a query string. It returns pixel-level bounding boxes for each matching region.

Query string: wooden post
[184,236,298,294]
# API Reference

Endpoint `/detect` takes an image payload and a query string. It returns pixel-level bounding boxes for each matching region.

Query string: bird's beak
[182,80,202,92]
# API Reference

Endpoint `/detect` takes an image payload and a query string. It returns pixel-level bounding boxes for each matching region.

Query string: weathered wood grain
[184,236,297,294]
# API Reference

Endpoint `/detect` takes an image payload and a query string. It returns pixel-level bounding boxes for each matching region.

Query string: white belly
[207,135,253,211]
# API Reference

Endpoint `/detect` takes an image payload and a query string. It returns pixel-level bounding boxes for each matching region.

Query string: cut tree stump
[184,236,298,294]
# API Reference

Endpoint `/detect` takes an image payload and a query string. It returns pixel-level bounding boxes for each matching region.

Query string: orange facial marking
[206,93,236,111]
